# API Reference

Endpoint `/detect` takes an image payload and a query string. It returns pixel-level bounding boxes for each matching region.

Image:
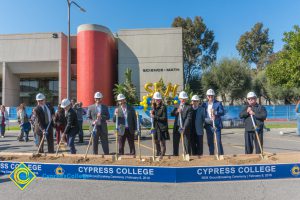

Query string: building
[0,24,183,106]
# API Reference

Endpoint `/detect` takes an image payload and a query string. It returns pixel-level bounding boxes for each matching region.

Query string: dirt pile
[0,152,299,166]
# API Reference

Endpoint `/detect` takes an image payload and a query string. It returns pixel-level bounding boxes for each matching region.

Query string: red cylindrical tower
[77,24,117,106]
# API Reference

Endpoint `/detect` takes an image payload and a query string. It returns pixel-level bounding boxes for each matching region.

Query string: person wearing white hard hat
[33,93,55,153]
[202,89,225,155]
[150,92,169,157]
[171,91,193,156]
[190,95,206,155]
[239,92,267,154]
[87,91,110,155]
[61,98,79,154]
[113,94,137,155]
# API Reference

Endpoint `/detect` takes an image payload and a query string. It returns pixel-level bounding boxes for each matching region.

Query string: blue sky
[0,0,299,60]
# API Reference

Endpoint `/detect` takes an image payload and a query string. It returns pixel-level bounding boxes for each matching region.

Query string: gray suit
[113,105,136,155]
[87,104,110,155]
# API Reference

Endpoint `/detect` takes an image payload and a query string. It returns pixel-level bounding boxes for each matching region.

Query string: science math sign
[1,162,300,183]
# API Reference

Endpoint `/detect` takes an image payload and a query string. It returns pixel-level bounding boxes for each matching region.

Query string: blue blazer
[202,100,224,128]
[194,106,206,135]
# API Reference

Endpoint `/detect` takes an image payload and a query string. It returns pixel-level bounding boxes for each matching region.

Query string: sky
[0,0,299,60]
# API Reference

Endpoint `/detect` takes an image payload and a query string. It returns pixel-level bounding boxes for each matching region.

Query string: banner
[1,161,300,183]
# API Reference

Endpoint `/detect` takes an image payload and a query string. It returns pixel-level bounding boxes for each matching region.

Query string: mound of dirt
[0,152,299,166]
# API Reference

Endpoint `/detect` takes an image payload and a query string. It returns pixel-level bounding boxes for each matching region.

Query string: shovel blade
[183,154,190,161]
[112,155,121,162]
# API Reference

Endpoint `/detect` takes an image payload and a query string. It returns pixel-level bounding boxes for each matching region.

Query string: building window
[49,80,58,93]
[20,80,38,92]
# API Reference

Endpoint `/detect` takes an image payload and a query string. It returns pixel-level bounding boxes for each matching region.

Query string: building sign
[1,162,300,183]
[142,68,180,73]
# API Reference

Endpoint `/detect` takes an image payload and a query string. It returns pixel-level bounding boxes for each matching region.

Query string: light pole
[67,0,86,99]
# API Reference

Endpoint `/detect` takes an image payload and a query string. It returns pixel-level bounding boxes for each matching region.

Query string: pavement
[1,127,300,199]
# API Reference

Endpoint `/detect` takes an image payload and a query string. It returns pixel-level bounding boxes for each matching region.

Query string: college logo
[9,163,36,190]
[291,165,300,176]
[55,166,65,176]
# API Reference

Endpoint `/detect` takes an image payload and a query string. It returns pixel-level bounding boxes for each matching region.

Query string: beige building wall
[117,28,183,100]
[0,33,63,106]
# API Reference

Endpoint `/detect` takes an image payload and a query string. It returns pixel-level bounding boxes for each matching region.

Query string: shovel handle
[84,124,96,159]
[250,115,264,156]
[55,137,64,156]
[36,134,45,154]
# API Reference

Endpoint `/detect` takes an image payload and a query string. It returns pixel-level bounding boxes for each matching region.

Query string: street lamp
[66,0,86,99]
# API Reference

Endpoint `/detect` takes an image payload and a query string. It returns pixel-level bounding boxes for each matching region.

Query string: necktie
[44,106,49,124]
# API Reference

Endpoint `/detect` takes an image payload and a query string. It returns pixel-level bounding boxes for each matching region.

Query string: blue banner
[1,162,300,183]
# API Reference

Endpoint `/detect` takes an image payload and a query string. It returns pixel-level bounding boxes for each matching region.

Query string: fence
[7,105,297,121]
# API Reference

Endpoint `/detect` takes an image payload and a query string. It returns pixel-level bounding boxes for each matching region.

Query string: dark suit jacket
[113,105,137,135]
[153,104,169,134]
[171,103,193,133]
[239,103,267,131]
[34,103,55,135]
[64,108,79,136]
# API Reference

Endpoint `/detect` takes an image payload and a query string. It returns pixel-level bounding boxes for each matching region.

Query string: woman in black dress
[150,92,169,157]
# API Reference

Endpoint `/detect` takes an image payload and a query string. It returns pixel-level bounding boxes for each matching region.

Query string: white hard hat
[247,92,257,98]
[61,98,71,108]
[36,93,45,101]
[153,92,162,100]
[191,95,200,101]
[179,91,188,99]
[206,89,215,96]
[117,94,126,101]
[94,92,103,99]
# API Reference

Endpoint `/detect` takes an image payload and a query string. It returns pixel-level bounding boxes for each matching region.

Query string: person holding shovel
[60,99,79,154]
[171,91,193,156]
[239,92,267,154]
[113,94,137,155]
[150,92,169,157]
[34,93,55,153]
[190,95,206,156]
[203,89,225,156]
[87,92,110,155]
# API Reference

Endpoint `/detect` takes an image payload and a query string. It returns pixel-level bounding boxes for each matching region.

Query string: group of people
[151,89,268,157]
[0,88,270,157]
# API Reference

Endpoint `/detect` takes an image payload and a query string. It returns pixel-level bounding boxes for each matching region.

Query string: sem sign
[1,162,300,183]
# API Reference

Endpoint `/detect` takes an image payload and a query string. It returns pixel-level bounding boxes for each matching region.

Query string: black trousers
[38,126,54,153]
[118,128,135,155]
[93,125,109,155]
[173,126,191,156]
[245,130,263,154]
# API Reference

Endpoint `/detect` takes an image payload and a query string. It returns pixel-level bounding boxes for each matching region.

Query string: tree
[202,58,252,105]
[236,23,274,71]
[28,87,54,106]
[252,70,271,104]
[113,68,139,105]
[266,25,300,89]
[172,16,218,87]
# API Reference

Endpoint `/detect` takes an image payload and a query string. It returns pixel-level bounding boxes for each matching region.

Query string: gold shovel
[136,111,145,162]
[250,114,267,160]
[112,115,122,161]
[179,112,190,161]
